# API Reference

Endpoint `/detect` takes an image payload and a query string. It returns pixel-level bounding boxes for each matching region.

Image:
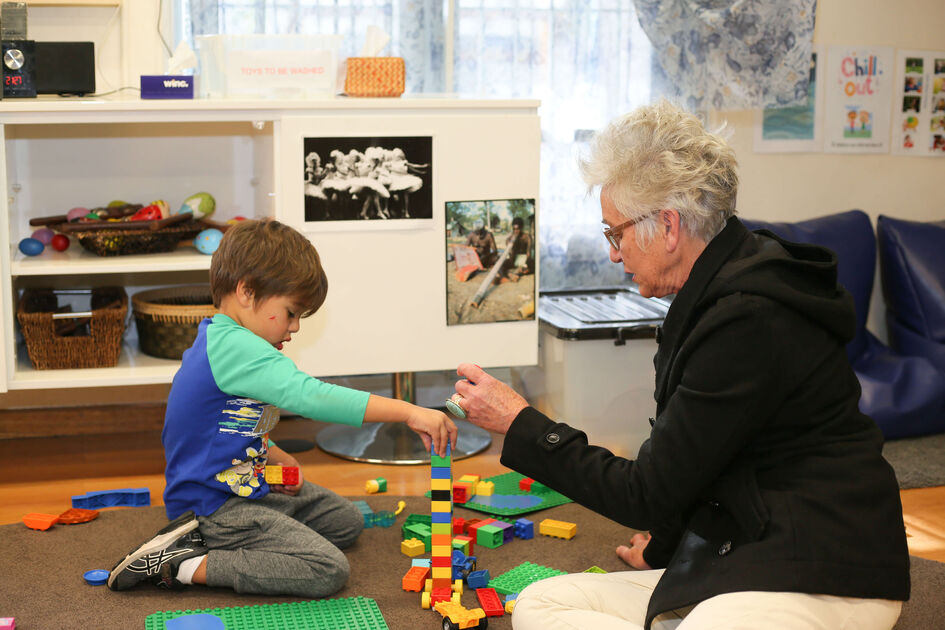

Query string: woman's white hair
[579,100,739,246]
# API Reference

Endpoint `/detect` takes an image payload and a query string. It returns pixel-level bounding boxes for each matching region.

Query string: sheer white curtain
[175,0,654,289]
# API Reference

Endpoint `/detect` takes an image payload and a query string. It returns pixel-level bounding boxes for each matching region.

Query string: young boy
[108,218,457,597]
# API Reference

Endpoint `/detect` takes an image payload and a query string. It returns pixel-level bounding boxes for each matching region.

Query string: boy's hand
[267,445,303,496]
[406,407,457,457]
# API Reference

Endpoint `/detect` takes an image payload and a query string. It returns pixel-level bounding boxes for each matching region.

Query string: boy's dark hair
[512,217,524,229]
[209,219,328,317]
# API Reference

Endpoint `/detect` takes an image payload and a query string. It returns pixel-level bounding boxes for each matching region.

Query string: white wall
[711,0,945,341]
[716,0,945,224]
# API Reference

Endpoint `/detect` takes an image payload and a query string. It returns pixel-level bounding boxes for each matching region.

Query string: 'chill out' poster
[824,46,893,153]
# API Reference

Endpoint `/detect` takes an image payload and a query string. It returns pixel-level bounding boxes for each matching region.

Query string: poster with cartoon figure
[824,46,893,153]
[892,49,945,157]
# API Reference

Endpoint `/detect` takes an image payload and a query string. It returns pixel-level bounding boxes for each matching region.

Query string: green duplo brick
[476,524,504,548]
[431,452,452,467]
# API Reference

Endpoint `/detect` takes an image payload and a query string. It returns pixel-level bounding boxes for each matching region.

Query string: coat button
[718,541,732,556]
[546,433,560,444]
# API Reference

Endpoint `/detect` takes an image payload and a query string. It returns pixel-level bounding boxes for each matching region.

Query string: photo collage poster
[823,46,894,154]
[892,49,945,156]
[753,46,825,153]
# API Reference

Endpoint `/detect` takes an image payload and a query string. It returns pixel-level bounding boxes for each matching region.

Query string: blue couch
[741,210,945,440]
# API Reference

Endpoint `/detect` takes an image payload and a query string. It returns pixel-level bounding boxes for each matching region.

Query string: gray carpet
[1,497,942,629]
[883,432,945,489]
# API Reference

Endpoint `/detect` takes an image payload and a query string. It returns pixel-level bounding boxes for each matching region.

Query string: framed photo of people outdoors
[445,198,536,326]
[301,135,433,228]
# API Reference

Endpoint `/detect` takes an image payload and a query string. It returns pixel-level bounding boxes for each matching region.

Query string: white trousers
[511,570,902,630]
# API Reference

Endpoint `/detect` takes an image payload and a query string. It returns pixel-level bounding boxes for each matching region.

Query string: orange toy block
[402,565,431,592]
[23,513,59,530]
[57,508,99,524]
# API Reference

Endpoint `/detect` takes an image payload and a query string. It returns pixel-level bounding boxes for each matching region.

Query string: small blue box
[140,75,194,99]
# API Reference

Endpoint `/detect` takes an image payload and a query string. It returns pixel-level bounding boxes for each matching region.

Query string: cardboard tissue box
[343,26,404,97]
[344,57,405,97]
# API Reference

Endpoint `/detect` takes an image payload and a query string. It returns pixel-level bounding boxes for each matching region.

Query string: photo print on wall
[302,135,432,224]
[445,198,536,326]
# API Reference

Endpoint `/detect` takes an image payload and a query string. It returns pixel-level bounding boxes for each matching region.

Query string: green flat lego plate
[488,561,568,595]
[426,471,572,516]
[144,596,388,630]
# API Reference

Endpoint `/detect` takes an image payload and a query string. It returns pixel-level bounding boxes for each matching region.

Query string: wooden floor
[2,416,944,563]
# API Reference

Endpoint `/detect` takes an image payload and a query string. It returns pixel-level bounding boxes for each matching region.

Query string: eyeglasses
[602,212,656,250]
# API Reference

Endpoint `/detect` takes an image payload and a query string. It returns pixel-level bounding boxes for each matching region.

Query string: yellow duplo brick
[431,500,452,514]
[432,545,452,557]
[264,466,283,484]
[539,518,577,540]
[458,474,480,484]
[475,481,494,496]
[432,523,452,535]
[431,567,452,579]
[401,538,425,557]
[431,478,452,491]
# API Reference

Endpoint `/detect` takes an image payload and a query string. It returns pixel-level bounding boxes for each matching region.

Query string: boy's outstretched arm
[363,395,457,457]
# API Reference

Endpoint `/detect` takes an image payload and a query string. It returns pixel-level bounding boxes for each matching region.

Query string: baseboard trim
[0,403,166,439]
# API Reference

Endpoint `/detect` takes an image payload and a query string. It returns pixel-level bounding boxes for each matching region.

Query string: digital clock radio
[2,39,36,98]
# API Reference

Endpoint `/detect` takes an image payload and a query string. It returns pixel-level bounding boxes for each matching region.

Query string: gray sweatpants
[196,482,363,597]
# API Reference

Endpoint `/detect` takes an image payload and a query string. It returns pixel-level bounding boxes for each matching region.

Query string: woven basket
[133,286,217,360]
[17,287,127,369]
[60,220,204,257]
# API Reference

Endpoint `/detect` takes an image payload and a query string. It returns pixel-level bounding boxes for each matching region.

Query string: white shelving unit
[1,96,541,393]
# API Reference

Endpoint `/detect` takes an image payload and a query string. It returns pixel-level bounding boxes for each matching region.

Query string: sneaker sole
[107,512,200,589]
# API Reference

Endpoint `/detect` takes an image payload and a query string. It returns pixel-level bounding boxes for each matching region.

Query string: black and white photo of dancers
[303,136,432,223]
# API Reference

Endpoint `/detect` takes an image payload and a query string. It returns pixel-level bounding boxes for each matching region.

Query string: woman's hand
[453,363,529,435]
[616,531,652,570]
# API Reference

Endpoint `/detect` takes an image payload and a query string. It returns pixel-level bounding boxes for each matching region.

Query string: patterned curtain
[633,0,817,111]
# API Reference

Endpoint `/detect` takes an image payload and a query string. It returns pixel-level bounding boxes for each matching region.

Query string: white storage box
[512,288,669,458]
[195,34,343,99]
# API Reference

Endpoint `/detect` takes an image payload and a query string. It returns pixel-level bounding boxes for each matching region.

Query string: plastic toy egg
[18,237,44,256]
[67,207,89,222]
[177,192,216,219]
[130,205,163,221]
[194,228,223,255]
[31,228,54,244]
[50,234,70,252]
[148,199,170,218]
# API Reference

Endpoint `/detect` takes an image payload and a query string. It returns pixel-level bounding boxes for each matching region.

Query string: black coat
[501,218,910,628]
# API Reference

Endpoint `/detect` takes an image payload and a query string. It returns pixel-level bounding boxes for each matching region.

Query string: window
[176,0,654,289]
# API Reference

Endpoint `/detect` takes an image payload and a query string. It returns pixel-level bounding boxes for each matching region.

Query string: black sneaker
[107,510,208,591]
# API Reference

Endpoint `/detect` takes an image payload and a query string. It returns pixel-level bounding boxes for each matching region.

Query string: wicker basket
[59,220,204,257]
[17,287,127,369]
[133,286,218,360]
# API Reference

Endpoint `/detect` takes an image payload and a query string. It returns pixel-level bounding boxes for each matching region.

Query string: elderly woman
[451,101,909,630]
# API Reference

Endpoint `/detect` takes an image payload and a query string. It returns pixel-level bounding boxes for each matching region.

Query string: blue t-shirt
[162,313,370,519]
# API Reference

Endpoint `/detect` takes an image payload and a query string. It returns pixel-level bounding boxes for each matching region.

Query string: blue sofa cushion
[877,215,945,372]
[742,211,945,440]
[741,210,875,362]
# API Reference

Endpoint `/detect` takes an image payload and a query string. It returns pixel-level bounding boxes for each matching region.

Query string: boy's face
[243,294,303,351]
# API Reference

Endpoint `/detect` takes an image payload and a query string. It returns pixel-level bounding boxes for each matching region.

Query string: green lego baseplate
[487,561,568,595]
[428,471,572,517]
[144,596,388,630]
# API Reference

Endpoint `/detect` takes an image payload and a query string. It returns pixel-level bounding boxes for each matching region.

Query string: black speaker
[35,41,94,96]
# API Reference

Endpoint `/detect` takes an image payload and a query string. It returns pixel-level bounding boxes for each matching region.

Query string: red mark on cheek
[268,316,276,320]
